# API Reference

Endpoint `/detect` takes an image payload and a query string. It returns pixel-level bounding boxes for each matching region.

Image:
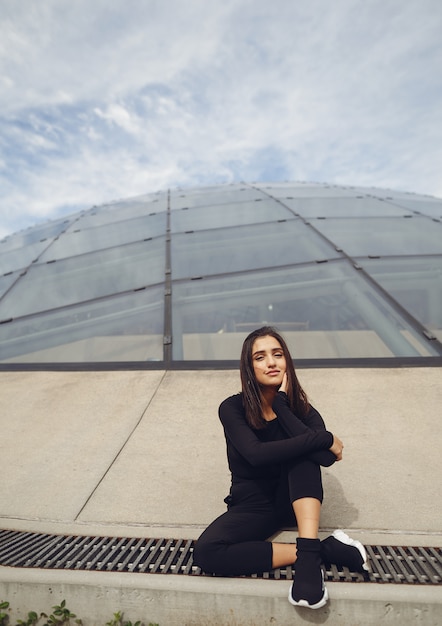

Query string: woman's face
[252,335,286,388]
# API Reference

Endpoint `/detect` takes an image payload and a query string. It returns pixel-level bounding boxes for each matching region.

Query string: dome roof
[1,182,441,365]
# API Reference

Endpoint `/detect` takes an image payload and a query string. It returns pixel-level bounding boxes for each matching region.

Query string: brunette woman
[193,326,367,609]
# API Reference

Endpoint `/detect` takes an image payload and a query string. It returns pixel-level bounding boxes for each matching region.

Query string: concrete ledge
[2,518,442,547]
[1,566,441,626]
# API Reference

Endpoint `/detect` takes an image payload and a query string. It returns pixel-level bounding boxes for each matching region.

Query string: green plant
[41,600,80,626]
[106,612,140,626]
[16,611,39,626]
[0,601,9,626]
[106,612,159,626]
[0,601,158,626]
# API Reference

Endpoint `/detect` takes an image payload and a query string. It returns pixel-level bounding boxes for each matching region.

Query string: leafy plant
[16,611,39,626]
[0,601,9,626]
[106,612,141,626]
[106,612,159,626]
[0,601,158,626]
[41,600,80,626]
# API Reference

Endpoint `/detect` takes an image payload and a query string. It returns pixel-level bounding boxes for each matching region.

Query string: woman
[193,326,368,610]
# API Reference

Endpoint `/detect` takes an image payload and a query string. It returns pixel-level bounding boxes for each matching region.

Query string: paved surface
[0,367,441,624]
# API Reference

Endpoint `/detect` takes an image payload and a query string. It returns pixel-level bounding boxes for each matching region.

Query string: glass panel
[170,199,292,232]
[0,287,163,363]
[0,269,23,299]
[0,240,55,274]
[384,198,442,219]
[40,213,167,261]
[0,218,70,251]
[312,216,442,256]
[74,196,167,228]
[171,221,340,279]
[282,197,414,218]
[170,185,265,209]
[0,238,165,319]
[264,184,359,198]
[358,256,442,335]
[172,260,438,359]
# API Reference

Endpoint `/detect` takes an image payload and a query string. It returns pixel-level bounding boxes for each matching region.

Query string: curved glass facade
[0,182,441,364]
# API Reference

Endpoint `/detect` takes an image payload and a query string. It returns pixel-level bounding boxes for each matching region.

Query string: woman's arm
[276,373,327,432]
[272,392,338,467]
[219,395,334,468]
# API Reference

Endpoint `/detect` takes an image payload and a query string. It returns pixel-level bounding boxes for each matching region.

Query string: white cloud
[0,0,441,238]
[94,104,141,135]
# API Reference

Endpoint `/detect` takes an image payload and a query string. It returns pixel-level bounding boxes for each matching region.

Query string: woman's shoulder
[219,392,244,415]
[218,393,247,427]
[219,392,243,407]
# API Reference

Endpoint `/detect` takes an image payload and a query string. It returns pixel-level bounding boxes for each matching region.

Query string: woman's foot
[321,529,369,572]
[288,538,328,609]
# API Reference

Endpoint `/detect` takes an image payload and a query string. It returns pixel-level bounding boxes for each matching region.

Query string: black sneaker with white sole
[321,529,369,572]
[288,537,329,610]
[288,568,328,609]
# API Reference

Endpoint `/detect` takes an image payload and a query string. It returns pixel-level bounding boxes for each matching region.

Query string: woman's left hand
[279,372,288,394]
[329,434,344,461]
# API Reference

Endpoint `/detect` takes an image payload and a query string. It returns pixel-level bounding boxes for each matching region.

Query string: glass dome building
[0,182,441,366]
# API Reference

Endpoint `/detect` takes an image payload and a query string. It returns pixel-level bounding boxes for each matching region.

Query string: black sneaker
[321,529,369,572]
[288,537,329,610]
[288,568,328,609]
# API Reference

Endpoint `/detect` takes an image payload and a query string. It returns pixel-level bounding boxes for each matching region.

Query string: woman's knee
[286,459,323,502]
[193,535,223,573]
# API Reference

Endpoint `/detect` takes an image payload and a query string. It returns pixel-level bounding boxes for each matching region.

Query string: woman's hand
[329,434,344,461]
[279,372,288,394]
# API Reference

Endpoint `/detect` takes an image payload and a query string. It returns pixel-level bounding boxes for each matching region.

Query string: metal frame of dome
[0,182,441,369]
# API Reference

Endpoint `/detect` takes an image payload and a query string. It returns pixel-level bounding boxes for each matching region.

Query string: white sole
[288,572,329,609]
[332,529,369,571]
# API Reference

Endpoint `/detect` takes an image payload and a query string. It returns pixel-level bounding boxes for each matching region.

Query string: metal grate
[0,530,441,585]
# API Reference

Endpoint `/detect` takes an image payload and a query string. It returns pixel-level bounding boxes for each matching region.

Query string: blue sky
[1,0,441,238]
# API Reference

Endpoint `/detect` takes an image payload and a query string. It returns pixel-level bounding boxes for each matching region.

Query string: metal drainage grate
[0,530,441,585]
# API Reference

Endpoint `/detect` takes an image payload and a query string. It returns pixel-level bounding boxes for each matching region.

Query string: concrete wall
[1,368,441,539]
[1,367,441,625]
[1,567,441,626]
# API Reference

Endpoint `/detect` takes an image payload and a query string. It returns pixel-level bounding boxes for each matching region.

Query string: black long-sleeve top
[219,391,335,481]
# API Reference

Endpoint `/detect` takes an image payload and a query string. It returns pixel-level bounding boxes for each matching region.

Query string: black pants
[193,458,323,576]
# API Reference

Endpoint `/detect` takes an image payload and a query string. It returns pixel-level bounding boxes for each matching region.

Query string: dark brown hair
[240,326,309,429]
